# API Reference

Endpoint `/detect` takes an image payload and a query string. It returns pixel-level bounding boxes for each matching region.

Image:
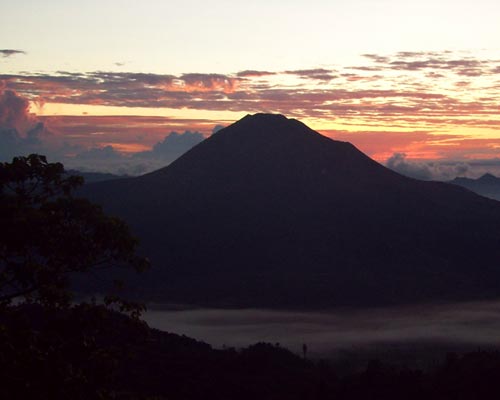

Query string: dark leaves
[0,154,149,314]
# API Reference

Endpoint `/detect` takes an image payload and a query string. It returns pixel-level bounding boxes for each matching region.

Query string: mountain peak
[223,113,302,134]
[478,173,498,182]
[240,113,289,123]
[83,114,500,308]
[211,113,324,146]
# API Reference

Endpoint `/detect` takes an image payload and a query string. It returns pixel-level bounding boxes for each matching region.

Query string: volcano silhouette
[84,114,500,308]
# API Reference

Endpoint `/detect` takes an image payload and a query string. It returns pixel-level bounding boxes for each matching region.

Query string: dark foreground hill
[82,114,500,308]
[4,305,500,400]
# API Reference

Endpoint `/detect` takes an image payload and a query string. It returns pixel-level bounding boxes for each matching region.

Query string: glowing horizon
[1,1,500,178]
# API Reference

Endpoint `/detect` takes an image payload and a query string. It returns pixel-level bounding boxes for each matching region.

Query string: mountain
[67,169,130,183]
[82,114,500,308]
[450,173,500,201]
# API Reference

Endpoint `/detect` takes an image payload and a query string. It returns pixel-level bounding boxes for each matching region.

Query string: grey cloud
[386,153,472,181]
[237,70,276,77]
[66,130,209,176]
[2,53,500,131]
[64,145,154,176]
[135,131,205,161]
[0,128,22,159]
[0,49,26,58]
[386,153,434,180]
[362,54,390,63]
[0,89,31,130]
[0,88,51,161]
[425,71,446,79]
[180,73,239,91]
[284,68,336,81]
[347,66,383,72]
[0,87,209,174]
[390,57,485,77]
[0,126,48,161]
[395,51,451,59]
[74,145,124,161]
[212,125,225,134]
[363,51,493,79]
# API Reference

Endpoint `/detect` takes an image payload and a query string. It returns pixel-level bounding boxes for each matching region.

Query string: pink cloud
[2,50,500,170]
[0,87,32,132]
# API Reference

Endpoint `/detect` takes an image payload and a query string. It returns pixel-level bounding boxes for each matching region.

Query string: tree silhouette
[0,154,149,312]
[0,154,150,399]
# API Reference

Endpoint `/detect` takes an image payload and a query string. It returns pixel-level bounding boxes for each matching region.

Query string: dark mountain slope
[82,114,500,308]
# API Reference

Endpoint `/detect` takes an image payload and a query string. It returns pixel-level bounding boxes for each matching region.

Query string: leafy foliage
[0,154,149,310]
[0,154,150,399]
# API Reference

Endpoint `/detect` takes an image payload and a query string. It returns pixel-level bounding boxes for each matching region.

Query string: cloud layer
[2,50,500,177]
[0,86,210,174]
[0,88,52,160]
[3,50,500,130]
[384,153,500,181]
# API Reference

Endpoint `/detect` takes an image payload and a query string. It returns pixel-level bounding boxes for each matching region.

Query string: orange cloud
[39,115,216,149]
[99,142,151,153]
[2,50,500,172]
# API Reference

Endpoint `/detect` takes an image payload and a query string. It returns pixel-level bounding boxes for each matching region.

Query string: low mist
[144,300,500,358]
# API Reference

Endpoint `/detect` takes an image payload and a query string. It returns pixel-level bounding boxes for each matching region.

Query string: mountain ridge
[450,173,500,201]
[82,114,500,308]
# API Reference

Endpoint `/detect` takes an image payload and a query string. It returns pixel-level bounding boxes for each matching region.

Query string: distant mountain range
[67,170,129,183]
[450,174,500,201]
[82,114,500,308]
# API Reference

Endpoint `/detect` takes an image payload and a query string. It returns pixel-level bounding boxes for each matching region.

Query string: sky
[1,0,500,178]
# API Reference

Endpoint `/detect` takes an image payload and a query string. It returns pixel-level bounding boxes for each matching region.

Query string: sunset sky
[2,0,500,178]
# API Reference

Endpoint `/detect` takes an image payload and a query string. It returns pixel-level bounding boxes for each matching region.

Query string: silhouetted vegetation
[114,334,500,400]
[0,154,149,398]
[5,301,500,399]
[0,154,148,309]
[0,304,149,399]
